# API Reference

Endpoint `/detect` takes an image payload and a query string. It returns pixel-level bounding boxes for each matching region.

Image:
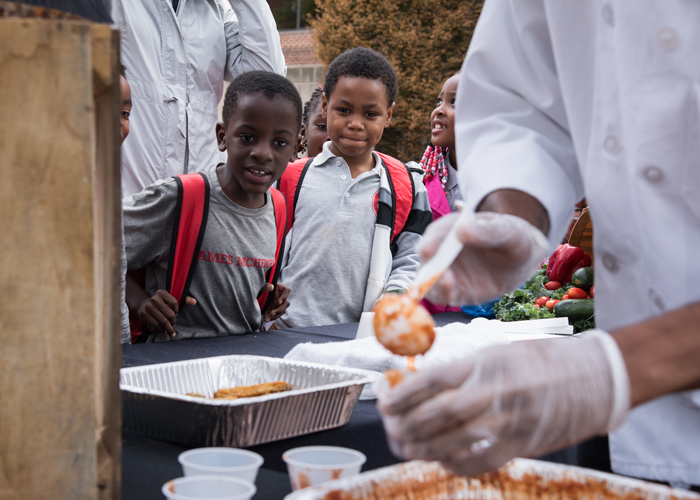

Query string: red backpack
[129,172,287,343]
[277,152,414,245]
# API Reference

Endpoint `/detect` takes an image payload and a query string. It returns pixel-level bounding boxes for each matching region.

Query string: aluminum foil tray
[121,355,376,448]
[285,458,700,500]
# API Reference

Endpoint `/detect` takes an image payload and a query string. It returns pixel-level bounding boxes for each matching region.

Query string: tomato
[590,286,595,298]
[545,299,560,310]
[561,294,570,301]
[534,304,541,308]
[567,287,588,299]
[535,296,548,307]
[544,281,561,291]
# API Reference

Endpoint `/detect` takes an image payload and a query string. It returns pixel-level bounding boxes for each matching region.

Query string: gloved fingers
[417,213,459,263]
[401,418,498,462]
[378,358,477,416]
[394,384,494,441]
[441,443,511,478]
[423,268,456,305]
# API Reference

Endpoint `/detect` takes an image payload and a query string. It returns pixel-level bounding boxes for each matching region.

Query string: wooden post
[0,18,122,500]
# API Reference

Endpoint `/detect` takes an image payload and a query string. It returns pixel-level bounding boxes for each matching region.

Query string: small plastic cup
[161,475,256,500]
[282,446,367,491]
[178,448,264,483]
[355,312,376,339]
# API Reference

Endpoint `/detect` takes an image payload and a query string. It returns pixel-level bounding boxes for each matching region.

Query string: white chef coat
[456,0,700,486]
[113,0,285,197]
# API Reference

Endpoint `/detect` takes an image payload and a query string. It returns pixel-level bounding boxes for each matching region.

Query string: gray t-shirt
[123,164,276,341]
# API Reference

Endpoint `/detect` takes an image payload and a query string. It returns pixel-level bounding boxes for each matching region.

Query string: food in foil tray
[186,381,291,400]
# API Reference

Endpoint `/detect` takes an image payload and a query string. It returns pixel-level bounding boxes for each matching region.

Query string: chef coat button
[657,27,677,50]
[344,192,350,198]
[341,175,347,180]
[603,136,619,154]
[602,4,614,27]
[602,253,619,273]
[649,289,665,310]
[643,166,664,184]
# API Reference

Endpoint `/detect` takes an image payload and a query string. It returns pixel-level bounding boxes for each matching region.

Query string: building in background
[218,0,324,117]
[279,28,324,104]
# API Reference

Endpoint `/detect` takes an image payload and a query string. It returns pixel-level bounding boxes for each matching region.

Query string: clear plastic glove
[377,331,630,477]
[419,212,550,306]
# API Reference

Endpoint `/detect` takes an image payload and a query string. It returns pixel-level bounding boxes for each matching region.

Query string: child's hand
[136,290,197,338]
[261,283,291,322]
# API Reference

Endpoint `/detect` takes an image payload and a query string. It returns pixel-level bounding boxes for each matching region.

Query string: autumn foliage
[309,0,484,161]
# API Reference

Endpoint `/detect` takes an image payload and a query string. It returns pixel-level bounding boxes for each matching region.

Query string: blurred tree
[309,0,484,161]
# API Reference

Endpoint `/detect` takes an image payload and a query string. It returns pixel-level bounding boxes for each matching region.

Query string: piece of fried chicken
[214,381,291,400]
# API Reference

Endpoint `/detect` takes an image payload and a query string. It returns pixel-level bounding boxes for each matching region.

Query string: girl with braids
[299,86,330,158]
[420,73,462,218]
[418,73,465,314]
[418,72,498,316]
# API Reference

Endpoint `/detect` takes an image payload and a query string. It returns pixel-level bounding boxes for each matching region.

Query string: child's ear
[321,93,328,120]
[293,124,306,161]
[216,122,227,152]
[384,102,395,129]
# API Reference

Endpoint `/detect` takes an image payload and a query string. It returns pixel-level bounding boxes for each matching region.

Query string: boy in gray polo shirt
[275,48,432,329]
[123,72,301,341]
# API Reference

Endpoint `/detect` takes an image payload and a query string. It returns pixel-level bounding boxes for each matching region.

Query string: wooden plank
[0,18,120,499]
[91,24,122,500]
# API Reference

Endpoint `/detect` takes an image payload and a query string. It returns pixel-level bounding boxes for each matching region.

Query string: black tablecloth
[121,312,472,499]
[121,311,610,499]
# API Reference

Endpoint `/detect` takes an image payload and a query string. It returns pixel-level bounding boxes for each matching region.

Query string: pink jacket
[421,174,463,314]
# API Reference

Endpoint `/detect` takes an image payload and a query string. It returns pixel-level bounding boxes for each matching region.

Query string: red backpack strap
[376,152,414,244]
[276,157,313,235]
[257,187,288,312]
[166,172,210,306]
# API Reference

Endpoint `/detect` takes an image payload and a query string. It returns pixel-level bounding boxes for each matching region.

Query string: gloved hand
[419,211,550,306]
[377,331,630,477]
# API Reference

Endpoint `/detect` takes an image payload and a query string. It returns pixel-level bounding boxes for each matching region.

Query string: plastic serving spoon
[372,207,473,357]
[407,205,473,301]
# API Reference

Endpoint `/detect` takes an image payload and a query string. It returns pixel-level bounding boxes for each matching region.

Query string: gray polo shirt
[276,145,383,328]
[123,164,276,340]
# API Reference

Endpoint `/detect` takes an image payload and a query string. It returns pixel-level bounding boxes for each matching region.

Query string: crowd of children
[119,46,466,343]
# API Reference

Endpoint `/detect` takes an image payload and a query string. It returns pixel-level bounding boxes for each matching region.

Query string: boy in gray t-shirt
[124,72,302,341]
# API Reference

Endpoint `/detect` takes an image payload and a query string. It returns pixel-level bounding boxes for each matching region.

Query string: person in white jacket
[113,0,286,197]
[379,0,700,489]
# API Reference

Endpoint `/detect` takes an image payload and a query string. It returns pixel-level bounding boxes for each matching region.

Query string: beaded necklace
[419,145,450,193]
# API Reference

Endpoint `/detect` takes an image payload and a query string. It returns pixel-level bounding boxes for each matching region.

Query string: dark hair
[302,86,324,127]
[222,71,302,130]
[323,47,397,106]
[120,64,127,78]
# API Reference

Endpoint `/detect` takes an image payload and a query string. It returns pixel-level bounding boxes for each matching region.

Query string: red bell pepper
[546,244,591,284]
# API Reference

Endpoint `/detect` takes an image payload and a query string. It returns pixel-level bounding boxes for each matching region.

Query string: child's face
[120,75,132,144]
[322,77,393,161]
[216,93,299,207]
[430,74,460,150]
[302,101,329,157]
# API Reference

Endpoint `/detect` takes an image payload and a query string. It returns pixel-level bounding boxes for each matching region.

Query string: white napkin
[284,321,511,399]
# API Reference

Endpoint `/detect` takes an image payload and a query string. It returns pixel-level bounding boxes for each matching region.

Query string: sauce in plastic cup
[178,448,264,483]
[161,475,256,500]
[282,446,366,490]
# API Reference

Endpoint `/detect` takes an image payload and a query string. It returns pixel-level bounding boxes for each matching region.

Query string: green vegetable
[553,299,595,322]
[494,288,555,322]
[494,268,596,332]
[572,318,596,332]
[571,267,594,291]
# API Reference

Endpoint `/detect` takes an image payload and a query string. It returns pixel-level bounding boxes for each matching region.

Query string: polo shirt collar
[311,142,382,171]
